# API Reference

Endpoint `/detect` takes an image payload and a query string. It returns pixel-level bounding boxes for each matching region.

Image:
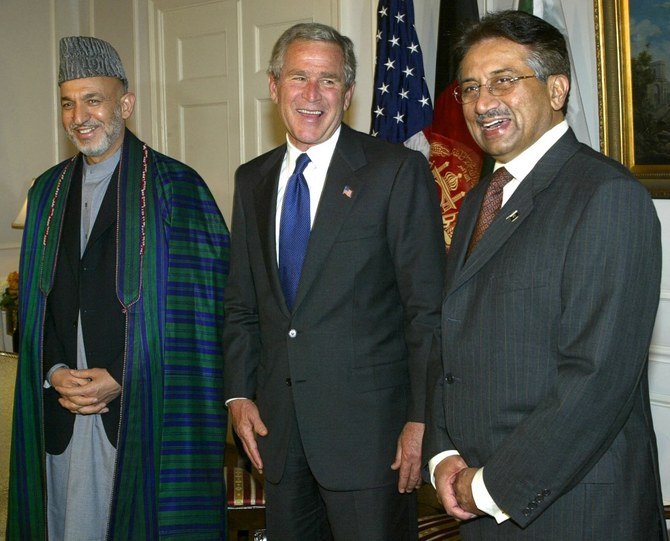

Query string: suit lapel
[253,146,287,314]
[450,129,581,293]
[293,125,365,311]
[60,159,83,283]
[453,180,535,288]
[443,183,481,289]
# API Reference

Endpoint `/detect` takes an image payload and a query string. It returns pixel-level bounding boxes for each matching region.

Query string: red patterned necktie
[467,166,514,255]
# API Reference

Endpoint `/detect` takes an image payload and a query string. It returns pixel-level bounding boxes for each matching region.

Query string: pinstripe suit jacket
[425,129,667,539]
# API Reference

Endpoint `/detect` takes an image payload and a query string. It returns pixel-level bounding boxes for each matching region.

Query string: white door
[152,0,241,222]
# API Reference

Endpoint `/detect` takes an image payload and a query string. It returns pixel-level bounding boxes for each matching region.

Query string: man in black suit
[424,10,667,539]
[223,22,445,540]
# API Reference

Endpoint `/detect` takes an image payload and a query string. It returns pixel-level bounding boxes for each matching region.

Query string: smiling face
[269,39,355,151]
[60,76,135,164]
[459,37,568,163]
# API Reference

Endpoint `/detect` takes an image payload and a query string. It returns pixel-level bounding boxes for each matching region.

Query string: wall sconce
[11,198,27,229]
[11,179,33,230]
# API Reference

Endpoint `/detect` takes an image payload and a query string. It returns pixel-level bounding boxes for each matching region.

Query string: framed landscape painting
[595,0,670,197]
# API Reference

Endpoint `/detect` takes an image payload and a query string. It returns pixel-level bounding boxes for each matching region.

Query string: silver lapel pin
[505,210,520,222]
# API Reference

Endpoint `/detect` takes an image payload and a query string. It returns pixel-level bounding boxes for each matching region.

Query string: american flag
[370,0,433,147]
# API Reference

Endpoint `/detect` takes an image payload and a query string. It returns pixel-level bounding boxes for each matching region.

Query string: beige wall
[0,0,62,281]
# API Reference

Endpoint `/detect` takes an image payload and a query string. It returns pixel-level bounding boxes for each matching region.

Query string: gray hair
[267,22,356,88]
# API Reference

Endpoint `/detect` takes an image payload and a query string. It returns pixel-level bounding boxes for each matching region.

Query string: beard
[66,104,124,158]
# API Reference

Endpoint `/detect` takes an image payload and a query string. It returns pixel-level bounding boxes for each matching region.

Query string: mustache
[475,108,510,123]
[67,119,104,131]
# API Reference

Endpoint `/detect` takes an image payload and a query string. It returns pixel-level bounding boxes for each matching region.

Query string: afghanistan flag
[424,0,484,251]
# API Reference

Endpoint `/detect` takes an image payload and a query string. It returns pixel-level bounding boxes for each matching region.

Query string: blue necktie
[279,153,311,310]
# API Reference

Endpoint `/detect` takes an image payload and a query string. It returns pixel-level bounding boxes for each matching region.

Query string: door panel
[154,0,240,222]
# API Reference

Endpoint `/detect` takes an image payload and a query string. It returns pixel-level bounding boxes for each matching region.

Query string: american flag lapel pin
[342,185,353,198]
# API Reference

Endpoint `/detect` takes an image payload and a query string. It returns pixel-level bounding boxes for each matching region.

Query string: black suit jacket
[425,129,667,539]
[224,124,445,489]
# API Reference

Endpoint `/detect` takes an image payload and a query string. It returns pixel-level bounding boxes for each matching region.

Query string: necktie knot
[489,166,514,192]
[294,152,311,177]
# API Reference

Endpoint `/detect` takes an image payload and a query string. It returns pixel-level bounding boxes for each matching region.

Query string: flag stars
[371,1,432,141]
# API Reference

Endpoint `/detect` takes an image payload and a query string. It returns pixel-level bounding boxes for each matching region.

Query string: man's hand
[453,467,485,516]
[391,421,424,493]
[52,367,121,415]
[434,455,477,521]
[228,399,268,473]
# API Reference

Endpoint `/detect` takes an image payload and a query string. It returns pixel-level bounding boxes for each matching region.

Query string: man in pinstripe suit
[424,10,667,539]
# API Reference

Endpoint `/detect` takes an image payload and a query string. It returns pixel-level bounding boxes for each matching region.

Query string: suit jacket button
[542,489,551,496]
[288,329,297,338]
[445,373,455,384]
[522,508,531,516]
[285,378,292,387]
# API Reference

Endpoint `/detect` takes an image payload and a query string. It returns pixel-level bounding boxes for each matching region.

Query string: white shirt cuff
[224,396,248,407]
[472,467,510,524]
[428,450,460,487]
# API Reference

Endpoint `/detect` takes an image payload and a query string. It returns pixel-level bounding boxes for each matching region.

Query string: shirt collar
[496,121,569,180]
[285,125,341,173]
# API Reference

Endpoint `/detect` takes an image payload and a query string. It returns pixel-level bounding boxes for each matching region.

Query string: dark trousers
[264,412,418,541]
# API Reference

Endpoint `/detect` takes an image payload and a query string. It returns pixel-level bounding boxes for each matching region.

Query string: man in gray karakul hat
[6,36,230,540]
[58,36,129,90]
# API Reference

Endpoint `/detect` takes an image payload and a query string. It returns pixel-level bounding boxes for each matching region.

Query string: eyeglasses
[453,74,538,104]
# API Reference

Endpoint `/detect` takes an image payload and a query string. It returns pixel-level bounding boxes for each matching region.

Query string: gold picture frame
[595,0,670,198]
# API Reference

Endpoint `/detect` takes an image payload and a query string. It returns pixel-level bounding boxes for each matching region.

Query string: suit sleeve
[483,174,661,526]
[386,151,445,422]
[223,169,262,400]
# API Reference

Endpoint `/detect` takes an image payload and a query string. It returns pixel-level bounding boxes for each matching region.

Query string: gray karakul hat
[58,36,127,87]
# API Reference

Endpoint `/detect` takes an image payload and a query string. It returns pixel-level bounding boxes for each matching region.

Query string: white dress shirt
[274,126,341,261]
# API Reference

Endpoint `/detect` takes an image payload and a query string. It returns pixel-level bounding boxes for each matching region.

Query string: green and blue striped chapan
[7,129,230,540]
